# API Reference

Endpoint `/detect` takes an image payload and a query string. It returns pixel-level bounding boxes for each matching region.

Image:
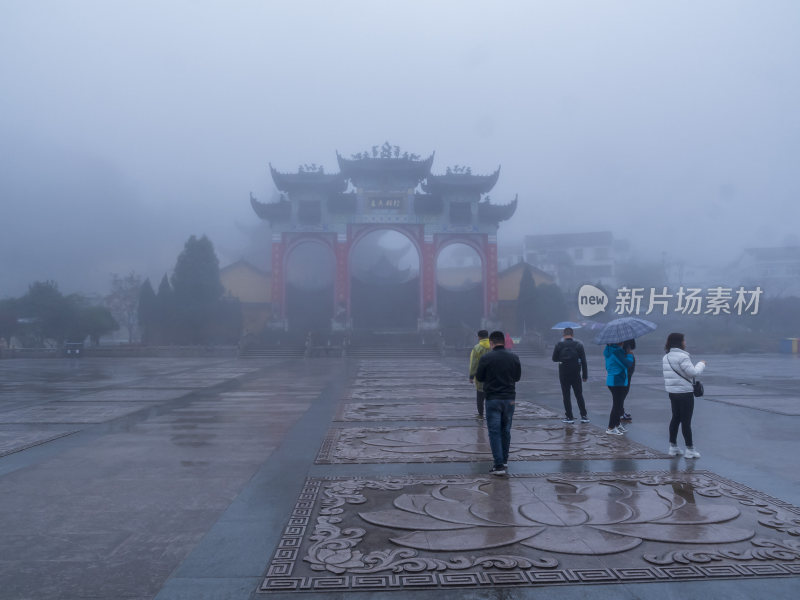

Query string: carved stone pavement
[0,354,798,599]
[317,424,667,463]
[261,471,800,593]
[335,400,558,421]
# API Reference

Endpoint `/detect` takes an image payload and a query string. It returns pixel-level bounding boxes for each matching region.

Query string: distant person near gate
[468,330,491,419]
[551,327,589,424]
[475,330,521,476]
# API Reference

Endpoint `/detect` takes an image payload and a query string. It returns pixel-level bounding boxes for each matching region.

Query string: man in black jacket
[475,330,521,476]
[551,327,589,424]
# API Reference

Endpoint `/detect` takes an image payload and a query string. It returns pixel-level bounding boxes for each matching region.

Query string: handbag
[668,358,704,397]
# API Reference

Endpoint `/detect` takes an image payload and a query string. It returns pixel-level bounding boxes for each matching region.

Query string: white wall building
[522,231,628,293]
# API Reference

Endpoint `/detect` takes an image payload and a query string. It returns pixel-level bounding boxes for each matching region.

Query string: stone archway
[284,238,335,333]
[435,241,485,329]
[348,228,421,330]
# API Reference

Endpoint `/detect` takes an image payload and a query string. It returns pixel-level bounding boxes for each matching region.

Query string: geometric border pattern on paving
[334,401,558,422]
[346,388,474,401]
[349,378,469,390]
[316,424,667,463]
[260,470,800,593]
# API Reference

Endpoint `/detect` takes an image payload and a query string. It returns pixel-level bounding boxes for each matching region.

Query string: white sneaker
[605,427,623,436]
[617,424,627,433]
[684,447,701,459]
[668,445,683,456]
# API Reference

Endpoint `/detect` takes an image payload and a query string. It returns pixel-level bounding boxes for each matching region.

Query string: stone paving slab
[1,354,797,599]
[59,388,191,402]
[0,359,328,600]
[260,470,800,594]
[703,395,800,416]
[701,385,784,397]
[0,401,153,423]
[316,424,666,464]
[335,401,558,421]
[0,429,78,457]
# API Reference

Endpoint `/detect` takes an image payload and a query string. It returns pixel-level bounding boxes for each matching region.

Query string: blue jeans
[485,397,515,468]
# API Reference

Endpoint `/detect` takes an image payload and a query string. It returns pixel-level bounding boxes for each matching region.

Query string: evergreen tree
[531,283,568,332]
[517,264,538,334]
[155,274,175,344]
[515,266,568,335]
[171,235,224,306]
[210,296,244,344]
[137,279,157,344]
[169,235,239,344]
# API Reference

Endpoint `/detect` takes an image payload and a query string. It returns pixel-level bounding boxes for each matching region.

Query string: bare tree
[105,271,142,343]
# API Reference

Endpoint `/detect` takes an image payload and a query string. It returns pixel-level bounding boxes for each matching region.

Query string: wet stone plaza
[0,354,798,599]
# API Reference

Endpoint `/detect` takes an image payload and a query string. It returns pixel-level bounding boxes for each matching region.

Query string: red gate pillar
[421,234,436,318]
[334,233,350,320]
[271,234,286,320]
[486,235,498,317]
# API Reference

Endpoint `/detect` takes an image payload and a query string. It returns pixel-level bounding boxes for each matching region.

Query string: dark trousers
[620,383,631,414]
[486,397,515,468]
[476,389,485,416]
[607,385,627,429]
[668,392,695,447]
[559,369,587,419]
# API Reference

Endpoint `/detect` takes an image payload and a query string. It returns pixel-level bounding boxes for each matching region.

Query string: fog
[2,0,799,297]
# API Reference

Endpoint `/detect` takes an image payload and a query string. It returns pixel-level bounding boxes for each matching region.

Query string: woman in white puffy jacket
[662,332,706,458]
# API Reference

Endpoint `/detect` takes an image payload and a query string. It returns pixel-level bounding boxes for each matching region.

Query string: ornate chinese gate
[251,143,516,331]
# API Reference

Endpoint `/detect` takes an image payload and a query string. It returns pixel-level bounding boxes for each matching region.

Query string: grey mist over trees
[138,235,242,345]
[106,272,143,343]
[1,1,799,298]
[0,281,118,347]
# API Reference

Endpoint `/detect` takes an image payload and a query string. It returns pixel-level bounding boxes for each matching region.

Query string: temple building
[250,142,517,332]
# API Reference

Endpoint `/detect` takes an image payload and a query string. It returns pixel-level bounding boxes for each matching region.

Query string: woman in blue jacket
[604,343,634,435]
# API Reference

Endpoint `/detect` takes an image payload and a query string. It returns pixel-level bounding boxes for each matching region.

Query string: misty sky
[2,0,799,297]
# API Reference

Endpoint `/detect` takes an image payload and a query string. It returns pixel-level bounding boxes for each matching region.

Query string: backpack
[558,340,580,365]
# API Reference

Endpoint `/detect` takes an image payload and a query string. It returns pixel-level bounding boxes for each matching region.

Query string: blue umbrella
[593,317,657,345]
[551,321,583,330]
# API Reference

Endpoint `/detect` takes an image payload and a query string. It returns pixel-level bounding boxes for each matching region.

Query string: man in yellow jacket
[468,330,491,418]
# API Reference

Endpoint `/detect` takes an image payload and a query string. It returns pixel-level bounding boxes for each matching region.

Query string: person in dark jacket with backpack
[475,330,521,476]
[551,327,589,424]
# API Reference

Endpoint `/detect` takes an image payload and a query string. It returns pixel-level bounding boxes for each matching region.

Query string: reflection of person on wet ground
[468,329,491,419]
[551,327,589,424]
[475,330,521,477]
